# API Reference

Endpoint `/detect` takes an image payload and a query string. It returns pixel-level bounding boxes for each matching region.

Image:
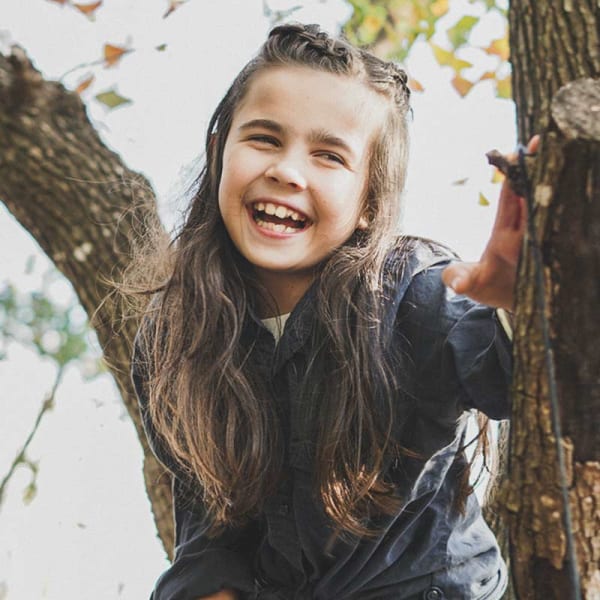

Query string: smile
[250,201,311,234]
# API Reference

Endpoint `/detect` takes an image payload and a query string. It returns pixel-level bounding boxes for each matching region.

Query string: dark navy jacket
[132,240,512,600]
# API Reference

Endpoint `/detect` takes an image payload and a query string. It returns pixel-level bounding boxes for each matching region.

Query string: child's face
[218,65,385,304]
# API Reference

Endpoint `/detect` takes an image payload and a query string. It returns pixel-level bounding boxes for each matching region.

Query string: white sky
[0,1,514,598]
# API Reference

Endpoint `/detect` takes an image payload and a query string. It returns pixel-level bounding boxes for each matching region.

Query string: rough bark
[499,1,600,597]
[0,47,175,558]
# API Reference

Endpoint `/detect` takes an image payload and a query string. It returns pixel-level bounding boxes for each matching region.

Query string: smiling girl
[131,23,533,600]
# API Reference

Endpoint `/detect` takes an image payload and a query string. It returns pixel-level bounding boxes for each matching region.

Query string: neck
[254,269,315,318]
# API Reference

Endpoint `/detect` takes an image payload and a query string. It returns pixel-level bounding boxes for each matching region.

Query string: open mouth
[251,201,311,234]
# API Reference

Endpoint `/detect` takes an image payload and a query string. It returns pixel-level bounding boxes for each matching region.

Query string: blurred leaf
[74,1,102,17]
[491,169,505,183]
[155,43,168,52]
[103,43,130,68]
[164,0,186,18]
[447,15,479,49]
[75,74,94,95]
[22,481,37,505]
[47,0,68,4]
[479,70,496,81]
[452,177,469,186]
[485,35,509,61]
[25,255,36,275]
[479,192,490,206]
[431,43,472,73]
[95,89,132,109]
[451,74,474,97]
[430,0,449,18]
[496,74,512,98]
[408,77,424,92]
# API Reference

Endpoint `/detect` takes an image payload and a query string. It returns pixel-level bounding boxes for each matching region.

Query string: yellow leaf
[431,44,472,73]
[491,169,505,184]
[485,36,510,61]
[74,1,102,16]
[479,71,496,81]
[451,74,474,97]
[496,75,512,99]
[452,177,469,186]
[408,77,424,92]
[478,192,490,206]
[164,0,185,18]
[75,74,94,95]
[103,44,129,68]
[430,0,449,18]
[363,14,384,35]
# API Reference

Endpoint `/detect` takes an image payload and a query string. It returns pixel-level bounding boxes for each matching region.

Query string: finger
[442,262,478,294]
[527,134,540,154]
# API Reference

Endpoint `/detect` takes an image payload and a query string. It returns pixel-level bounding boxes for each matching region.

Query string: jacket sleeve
[398,262,512,422]
[131,328,258,600]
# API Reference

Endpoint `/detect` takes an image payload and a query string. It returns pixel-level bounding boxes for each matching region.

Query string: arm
[442,136,539,310]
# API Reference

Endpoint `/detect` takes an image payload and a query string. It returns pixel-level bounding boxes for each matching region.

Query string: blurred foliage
[343,0,510,98]
[0,265,103,372]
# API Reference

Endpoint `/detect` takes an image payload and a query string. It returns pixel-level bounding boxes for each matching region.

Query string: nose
[264,160,307,191]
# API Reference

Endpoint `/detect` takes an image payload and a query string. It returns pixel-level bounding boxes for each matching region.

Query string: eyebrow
[238,119,356,160]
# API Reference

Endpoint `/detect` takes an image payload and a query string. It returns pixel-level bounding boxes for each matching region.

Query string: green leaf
[95,89,132,110]
[496,74,512,98]
[430,43,472,73]
[155,43,168,52]
[447,15,479,49]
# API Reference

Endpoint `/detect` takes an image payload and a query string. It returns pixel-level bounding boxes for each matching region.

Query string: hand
[196,590,239,600]
[442,136,540,311]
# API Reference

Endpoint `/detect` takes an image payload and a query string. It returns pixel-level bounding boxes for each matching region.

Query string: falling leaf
[485,35,510,61]
[95,89,132,109]
[496,75,512,99]
[478,192,490,206]
[74,1,102,17]
[430,0,449,18]
[430,44,472,73]
[76,522,87,529]
[103,44,130,67]
[447,15,479,49]
[75,74,94,95]
[48,0,68,4]
[408,77,424,92]
[164,0,185,18]
[451,74,474,97]
[491,169,505,184]
[452,177,469,186]
[155,43,168,52]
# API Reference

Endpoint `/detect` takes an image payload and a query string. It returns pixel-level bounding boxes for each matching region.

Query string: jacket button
[423,587,444,600]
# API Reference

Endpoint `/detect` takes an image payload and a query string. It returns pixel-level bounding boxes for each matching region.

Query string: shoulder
[382,235,458,313]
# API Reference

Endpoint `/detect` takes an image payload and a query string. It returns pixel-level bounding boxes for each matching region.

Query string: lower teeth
[255,218,300,234]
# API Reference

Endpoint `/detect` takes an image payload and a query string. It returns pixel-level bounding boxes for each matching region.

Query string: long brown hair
[132,23,419,539]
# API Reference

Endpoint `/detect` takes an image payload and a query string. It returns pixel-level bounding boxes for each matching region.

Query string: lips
[250,200,312,234]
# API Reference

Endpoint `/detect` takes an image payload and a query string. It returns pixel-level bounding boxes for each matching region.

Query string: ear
[357,215,369,230]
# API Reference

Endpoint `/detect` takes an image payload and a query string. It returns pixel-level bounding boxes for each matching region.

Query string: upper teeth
[254,201,305,221]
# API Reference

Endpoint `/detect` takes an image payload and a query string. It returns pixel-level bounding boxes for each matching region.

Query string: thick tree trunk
[501,1,600,597]
[0,47,175,558]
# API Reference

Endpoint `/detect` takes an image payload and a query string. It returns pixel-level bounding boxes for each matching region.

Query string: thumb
[442,262,477,294]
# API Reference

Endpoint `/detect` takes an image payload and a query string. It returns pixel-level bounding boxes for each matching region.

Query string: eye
[316,151,345,165]
[247,134,280,146]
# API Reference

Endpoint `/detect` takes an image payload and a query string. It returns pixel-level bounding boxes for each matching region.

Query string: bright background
[0,1,513,598]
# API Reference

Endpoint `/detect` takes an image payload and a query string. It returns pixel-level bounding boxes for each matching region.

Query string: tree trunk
[502,1,600,597]
[0,47,175,558]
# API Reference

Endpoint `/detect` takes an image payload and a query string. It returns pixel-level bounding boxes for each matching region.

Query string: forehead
[233,65,387,151]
